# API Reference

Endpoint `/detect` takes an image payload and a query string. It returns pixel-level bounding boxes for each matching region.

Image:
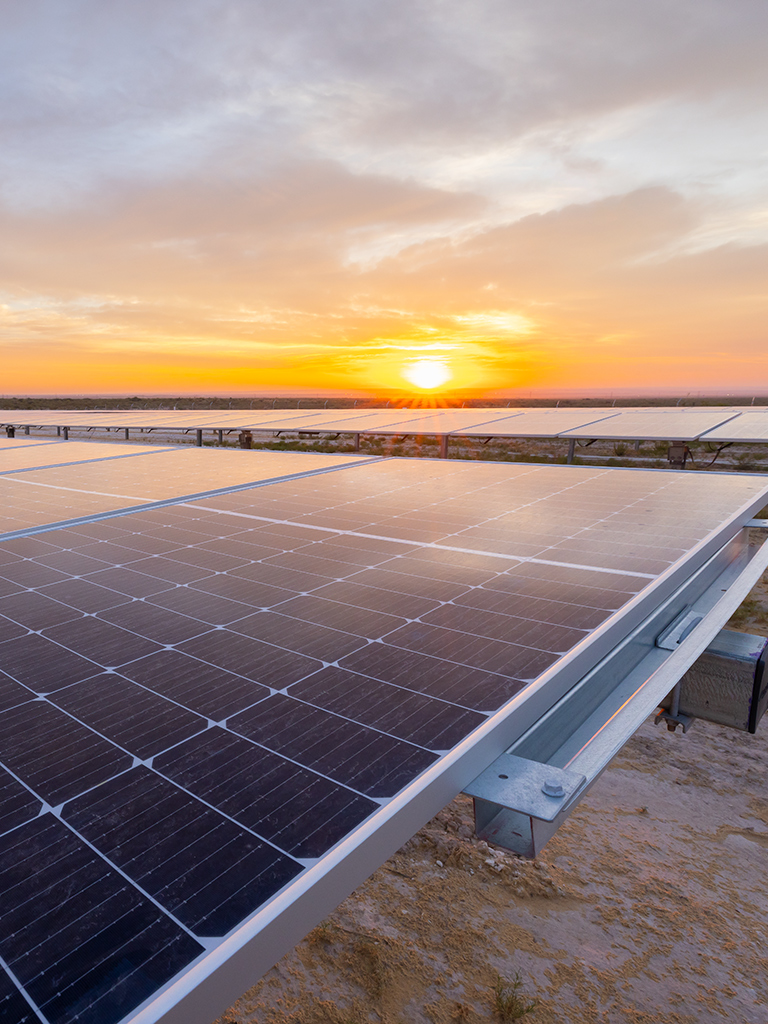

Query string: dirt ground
[214,572,768,1024]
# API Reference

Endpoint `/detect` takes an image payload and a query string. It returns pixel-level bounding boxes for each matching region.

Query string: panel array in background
[558,409,742,441]
[3,406,765,442]
[451,409,620,437]
[0,445,767,1024]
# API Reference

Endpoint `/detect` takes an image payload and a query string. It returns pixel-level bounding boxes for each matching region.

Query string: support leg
[567,438,575,464]
[196,429,203,447]
[62,427,69,440]
[353,433,360,452]
[439,434,449,459]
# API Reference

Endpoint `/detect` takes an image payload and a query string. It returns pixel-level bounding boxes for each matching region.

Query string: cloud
[0,1,766,392]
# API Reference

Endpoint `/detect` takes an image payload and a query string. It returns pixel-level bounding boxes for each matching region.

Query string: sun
[402,358,452,391]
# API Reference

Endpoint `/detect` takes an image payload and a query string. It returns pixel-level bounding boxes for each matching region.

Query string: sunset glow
[402,360,453,391]
[0,4,766,396]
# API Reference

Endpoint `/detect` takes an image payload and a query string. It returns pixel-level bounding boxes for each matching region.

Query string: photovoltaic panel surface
[451,409,620,437]
[0,446,373,536]
[698,410,768,442]
[0,451,767,1024]
[0,440,176,474]
[559,409,741,441]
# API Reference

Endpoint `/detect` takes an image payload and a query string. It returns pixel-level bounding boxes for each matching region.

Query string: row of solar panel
[5,405,768,440]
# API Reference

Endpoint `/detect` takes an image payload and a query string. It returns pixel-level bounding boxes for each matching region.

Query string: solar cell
[63,767,303,937]
[0,453,767,1024]
[0,815,203,1024]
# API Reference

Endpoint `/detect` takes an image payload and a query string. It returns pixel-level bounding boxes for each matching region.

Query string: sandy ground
[214,574,768,1024]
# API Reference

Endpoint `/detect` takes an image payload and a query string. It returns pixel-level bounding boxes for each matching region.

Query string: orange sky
[1,3,767,396]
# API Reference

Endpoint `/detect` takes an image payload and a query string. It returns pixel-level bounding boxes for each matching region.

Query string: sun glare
[402,358,452,391]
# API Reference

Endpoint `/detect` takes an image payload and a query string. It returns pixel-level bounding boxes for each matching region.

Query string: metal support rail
[464,524,768,858]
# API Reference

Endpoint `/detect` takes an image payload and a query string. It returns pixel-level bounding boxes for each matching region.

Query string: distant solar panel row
[0,443,767,1024]
[5,405,767,441]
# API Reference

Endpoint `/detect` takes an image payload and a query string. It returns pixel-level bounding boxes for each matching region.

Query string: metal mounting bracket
[463,753,586,859]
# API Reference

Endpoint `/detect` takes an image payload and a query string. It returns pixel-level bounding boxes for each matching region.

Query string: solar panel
[0,448,374,537]
[0,437,61,450]
[698,410,768,442]
[8,409,768,452]
[0,453,766,1023]
[0,441,176,474]
[450,408,620,437]
[558,409,742,441]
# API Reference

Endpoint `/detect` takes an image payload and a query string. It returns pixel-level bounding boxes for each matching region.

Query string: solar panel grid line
[231,677,461,758]
[194,505,660,578]
[61,768,304,939]
[125,754,323,865]
[0,704,338,941]
[0,952,45,1024]
[0,815,204,1024]
[151,729,378,859]
[39,812,208,950]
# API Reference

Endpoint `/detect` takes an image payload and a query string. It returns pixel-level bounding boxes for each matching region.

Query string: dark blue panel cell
[82,565,174,598]
[381,620,558,679]
[287,666,486,750]
[155,728,377,858]
[147,586,254,625]
[64,767,302,937]
[191,570,296,606]
[228,695,437,797]
[0,674,36,713]
[1,537,64,559]
[0,701,132,805]
[0,561,68,588]
[227,560,327,594]
[420,603,588,654]
[0,966,42,1024]
[177,630,320,688]
[275,594,406,639]
[121,650,269,719]
[0,592,83,631]
[49,675,207,759]
[0,814,202,1024]
[37,576,133,613]
[98,601,207,645]
[126,555,215,583]
[232,611,365,662]
[34,550,110,576]
[0,765,41,837]
[333,644,528,712]
[0,633,99,693]
[165,547,250,571]
[0,615,29,643]
[107,533,184,555]
[42,617,161,668]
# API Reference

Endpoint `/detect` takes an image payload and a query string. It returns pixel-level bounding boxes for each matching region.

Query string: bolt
[542,781,565,798]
